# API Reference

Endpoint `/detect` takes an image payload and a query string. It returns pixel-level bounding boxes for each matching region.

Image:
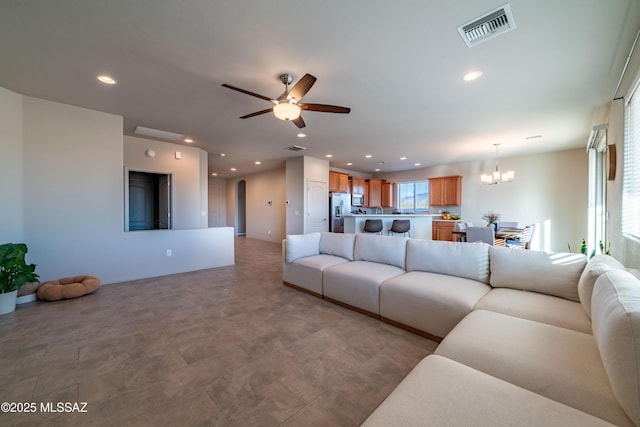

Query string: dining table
[451,227,524,246]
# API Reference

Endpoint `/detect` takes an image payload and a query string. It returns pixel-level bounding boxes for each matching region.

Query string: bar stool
[389,219,410,237]
[363,219,383,234]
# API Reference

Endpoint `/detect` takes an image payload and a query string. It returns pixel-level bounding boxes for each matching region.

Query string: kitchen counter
[343,214,433,240]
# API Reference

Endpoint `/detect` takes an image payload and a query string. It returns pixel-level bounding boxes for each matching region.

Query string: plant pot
[0,290,18,315]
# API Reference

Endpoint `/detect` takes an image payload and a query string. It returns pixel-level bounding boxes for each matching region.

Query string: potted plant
[0,243,39,315]
[482,210,501,232]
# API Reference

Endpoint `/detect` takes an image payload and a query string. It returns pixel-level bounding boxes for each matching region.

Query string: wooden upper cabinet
[381,181,395,208]
[329,171,349,193]
[429,175,462,206]
[350,176,366,195]
[367,179,383,207]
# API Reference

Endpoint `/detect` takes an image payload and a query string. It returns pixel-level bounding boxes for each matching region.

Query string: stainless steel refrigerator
[329,192,352,232]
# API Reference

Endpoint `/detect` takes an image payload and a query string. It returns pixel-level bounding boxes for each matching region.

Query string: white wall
[378,148,588,252]
[2,89,234,284]
[0,87,24,243]
[226,167,287,243]
[286,157,304,235]
[124,136,208,229]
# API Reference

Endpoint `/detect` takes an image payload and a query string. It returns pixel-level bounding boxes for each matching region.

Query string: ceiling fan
[222,73,350,128]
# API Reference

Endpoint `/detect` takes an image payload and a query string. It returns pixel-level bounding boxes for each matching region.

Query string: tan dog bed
[37,275,100,301]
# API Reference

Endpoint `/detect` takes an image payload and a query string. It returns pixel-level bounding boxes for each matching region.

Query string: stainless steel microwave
[351,193,364,206]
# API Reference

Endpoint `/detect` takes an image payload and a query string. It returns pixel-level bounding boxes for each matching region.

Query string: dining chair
[520,224,535,249]
[499,221,520,246]
[389,219,410,237]
[465,227,495,245]
[363,219,383,235]
[498,221,519,230]
[454,222,467,242]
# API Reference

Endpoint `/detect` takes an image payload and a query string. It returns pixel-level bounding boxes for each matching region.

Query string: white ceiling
[2,0,639,176]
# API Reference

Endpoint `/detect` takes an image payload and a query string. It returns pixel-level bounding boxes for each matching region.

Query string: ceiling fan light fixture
[273,102,301,121]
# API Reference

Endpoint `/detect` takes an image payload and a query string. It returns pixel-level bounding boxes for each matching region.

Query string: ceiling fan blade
[239,108,273,119]
[299,103,351,114]
[292,115,306,128]
[222,84,274,102]
[288,74,317,102]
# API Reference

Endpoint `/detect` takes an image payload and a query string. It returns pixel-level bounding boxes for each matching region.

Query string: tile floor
[0,237,438,426]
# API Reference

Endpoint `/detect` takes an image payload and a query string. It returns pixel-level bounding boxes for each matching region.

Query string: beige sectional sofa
[282,232,640,426]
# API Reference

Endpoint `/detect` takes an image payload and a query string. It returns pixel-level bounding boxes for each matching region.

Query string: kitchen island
[343,214,435,240]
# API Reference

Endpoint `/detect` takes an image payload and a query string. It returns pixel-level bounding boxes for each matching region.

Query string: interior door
[307,179,328,233]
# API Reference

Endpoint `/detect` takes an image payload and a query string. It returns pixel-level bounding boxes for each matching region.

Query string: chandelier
[481,143,514,185]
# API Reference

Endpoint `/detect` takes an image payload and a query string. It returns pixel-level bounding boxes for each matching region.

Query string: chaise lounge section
[282,232,640,425]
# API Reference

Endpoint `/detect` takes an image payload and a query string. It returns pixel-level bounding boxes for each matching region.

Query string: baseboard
[381,317,443,343]
[282,282,322,299]
[16,294,37,304]
[323,296,381,320]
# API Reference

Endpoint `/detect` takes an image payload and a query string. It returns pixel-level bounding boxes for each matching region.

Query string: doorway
[127,171,172,231]
[237,180,246,236]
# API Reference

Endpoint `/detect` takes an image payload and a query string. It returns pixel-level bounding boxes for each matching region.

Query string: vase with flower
[482,210,501,232]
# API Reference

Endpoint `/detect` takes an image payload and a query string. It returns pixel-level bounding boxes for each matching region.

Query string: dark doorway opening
[128,171,172,231]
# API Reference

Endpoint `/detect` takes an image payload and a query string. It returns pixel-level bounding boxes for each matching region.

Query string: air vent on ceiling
[457,3,516,48]
[287,145,307,151]
[134,126,184,141]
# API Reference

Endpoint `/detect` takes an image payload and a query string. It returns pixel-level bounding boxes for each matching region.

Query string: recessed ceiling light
[346,162,353,166]
[230,167,237,171]
[255,161,262,165]
[211,172,218,176]
[400,157,407,160]
[97,75,117,85]
[414,163,421,166]
[219,153,226,157]
[297,133,306,138]
[463,71,483,81]
[365,154,372,158]
[375,168,381,172]
[325,154,333,158]
[184,137,193,143]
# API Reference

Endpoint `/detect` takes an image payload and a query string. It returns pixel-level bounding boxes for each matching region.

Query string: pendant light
[481,143,514,185]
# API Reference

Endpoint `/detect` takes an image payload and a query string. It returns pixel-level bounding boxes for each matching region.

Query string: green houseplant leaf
[0,243,39,294]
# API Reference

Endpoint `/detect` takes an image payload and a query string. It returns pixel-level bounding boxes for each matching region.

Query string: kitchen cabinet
[381,181,395,208]
[432,220,459,241]
[429,175,462,206]
[349,176,366,195]
[367,178,383,207]
[329,171,349,193]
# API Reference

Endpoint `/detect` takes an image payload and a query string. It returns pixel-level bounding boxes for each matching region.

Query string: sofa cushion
[578,255,625,318]
[489,246,586,302]
[362,355,615,427]
[474,288,592,334]
[282,253,349,296]
[380,271,491,338]
[591,270,640,426]
[323,261,405,315]
[285,233,320,263]
[353,234,408,269]
[435,310,633,426]
[406,239,490,284]
[319,232,355,261]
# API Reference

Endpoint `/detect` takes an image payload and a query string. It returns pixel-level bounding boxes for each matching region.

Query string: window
[397,181,429,212]
[623,85,640,239]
